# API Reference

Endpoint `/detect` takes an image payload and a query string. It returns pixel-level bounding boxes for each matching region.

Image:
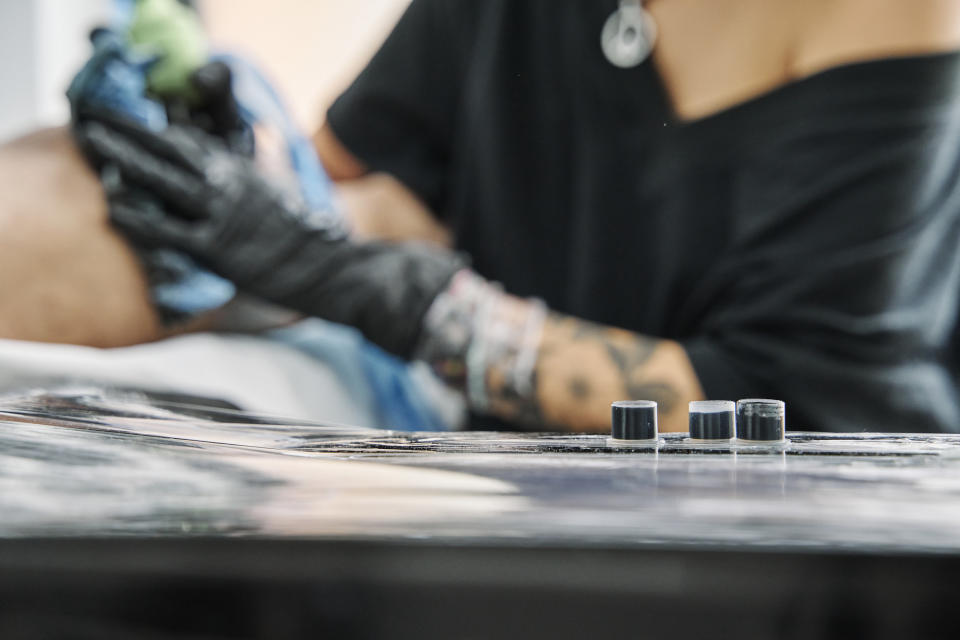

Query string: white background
[0,0,410,143]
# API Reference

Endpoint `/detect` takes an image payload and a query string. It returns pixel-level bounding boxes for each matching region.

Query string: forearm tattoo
[548,317,680,414]
[416,270,681,430]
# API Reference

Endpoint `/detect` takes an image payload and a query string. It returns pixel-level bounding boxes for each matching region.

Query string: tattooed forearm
[602,340,680,415]
[490,313,700,432]
[417,270,703,432]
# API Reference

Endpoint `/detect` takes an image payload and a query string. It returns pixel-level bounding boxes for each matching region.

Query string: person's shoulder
[793,0,960,77]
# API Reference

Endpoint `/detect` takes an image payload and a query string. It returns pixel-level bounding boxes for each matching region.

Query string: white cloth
[0,333,380,427]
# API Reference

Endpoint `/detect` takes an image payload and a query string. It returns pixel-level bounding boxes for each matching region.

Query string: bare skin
[337,172,452,247]
[0,128,216,347]
[315,0,960,432]
[0,128,163,347]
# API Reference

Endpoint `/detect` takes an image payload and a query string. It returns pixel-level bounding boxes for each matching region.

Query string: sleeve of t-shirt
[682,59,960,433]
[326,0,469,213]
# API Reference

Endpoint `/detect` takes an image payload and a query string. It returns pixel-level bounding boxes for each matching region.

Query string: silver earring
[601,0,658,69]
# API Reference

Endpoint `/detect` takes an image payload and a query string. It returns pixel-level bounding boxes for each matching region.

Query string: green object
[128,0,208,100]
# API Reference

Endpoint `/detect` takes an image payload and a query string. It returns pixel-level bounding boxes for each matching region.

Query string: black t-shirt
[328,0,960,432]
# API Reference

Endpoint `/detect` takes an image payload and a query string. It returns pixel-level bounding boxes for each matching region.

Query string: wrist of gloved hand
[415,269,548,417]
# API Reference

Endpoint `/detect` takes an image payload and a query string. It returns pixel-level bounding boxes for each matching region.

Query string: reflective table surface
[3,389,960,551]
[3,389,960,638]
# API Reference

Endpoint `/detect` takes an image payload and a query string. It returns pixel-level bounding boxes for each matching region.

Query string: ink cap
[736,399,786,443]
[688,400,735,441]
[611,400,658,443]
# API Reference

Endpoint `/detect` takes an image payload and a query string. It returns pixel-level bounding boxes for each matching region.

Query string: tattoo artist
[74,0,960,434]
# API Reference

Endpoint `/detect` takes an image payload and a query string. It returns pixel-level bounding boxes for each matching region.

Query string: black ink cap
[689,400,735,440]
[611,400,658,441]
[736,399,786,442]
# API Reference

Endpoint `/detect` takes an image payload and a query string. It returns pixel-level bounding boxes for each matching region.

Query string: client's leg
[0,127,166,346]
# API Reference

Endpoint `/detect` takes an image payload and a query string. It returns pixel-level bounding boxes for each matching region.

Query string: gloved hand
[75,118,463,358]
[168,61,254,156]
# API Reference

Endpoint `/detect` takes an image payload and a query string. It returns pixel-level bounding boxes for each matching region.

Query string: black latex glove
[76,118,463,358]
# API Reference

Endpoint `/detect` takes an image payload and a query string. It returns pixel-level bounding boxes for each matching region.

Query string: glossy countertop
[3,388,959,554]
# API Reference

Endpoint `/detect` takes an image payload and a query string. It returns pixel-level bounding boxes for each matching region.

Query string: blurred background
[0,0,411,143]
